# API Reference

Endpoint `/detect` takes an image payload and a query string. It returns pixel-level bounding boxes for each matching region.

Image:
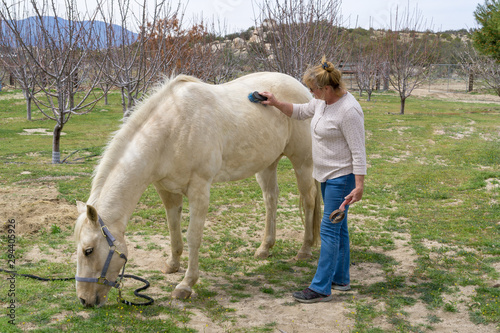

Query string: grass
[0,88,499,332]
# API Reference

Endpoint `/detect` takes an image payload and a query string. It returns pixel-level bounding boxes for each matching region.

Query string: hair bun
[322,61,333,72]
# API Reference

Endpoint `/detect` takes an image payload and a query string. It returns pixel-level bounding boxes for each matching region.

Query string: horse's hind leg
[287,154,320,260]
[154,184,183,274]
[254,158,281,259]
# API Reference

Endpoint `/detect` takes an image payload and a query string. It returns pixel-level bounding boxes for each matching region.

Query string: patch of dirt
[229,295,354,333]
[351,262,385,285]
[1,185,499,332]
[19,128,66,136]
[23,244,75,265]
[385,233,419,276]
[485,178,500,192]
[0,185,77,235]
[0,92,24,101]
[412,88,500,104]
[160,283,356,333]
[126,234,169,271]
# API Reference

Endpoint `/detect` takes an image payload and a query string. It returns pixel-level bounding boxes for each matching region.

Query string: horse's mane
[88,74,201,206]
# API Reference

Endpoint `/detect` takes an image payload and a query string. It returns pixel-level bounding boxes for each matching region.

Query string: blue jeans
[309,173,355,296]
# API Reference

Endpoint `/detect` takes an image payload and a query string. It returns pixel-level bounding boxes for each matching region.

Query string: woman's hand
[259,91,293,117]
[344,175,364,205]
[344,187,363,204]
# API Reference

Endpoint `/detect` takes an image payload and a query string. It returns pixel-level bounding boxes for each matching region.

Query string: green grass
[0,88,499,332]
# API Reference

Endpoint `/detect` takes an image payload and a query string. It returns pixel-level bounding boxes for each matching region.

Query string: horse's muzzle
[79,295,102,307]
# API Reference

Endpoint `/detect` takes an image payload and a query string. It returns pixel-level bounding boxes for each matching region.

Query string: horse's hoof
[162,263,180,274]
[254,248,270,259]
[295,252,312,260]
[172,288,191,299]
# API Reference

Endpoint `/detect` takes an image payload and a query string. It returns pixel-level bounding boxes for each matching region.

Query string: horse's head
[74,201,128,307]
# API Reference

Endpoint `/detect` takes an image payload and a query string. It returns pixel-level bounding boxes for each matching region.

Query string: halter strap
[75,216,127,289]
[99,216,116,246]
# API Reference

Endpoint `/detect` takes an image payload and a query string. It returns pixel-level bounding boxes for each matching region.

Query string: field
[0,86,499,333]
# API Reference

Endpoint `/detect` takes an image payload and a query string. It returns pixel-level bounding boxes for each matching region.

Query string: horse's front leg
[171,179,210,299]
[254,159,280,259]
[154,185,184,273]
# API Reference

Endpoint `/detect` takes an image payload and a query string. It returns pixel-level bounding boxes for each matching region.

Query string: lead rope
[114,255,154,306]
[0,268,154,306]
[119,274,154,306]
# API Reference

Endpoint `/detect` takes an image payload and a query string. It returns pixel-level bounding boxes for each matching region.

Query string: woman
[260,57,367,303]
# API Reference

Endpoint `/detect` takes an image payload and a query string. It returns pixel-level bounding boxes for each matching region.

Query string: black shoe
[292,288,332,303]
[332,283,351,291]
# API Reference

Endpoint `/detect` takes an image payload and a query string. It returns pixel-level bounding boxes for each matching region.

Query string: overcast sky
[182,0,481,33]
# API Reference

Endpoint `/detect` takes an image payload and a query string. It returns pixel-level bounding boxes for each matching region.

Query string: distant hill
[1,16,138,48]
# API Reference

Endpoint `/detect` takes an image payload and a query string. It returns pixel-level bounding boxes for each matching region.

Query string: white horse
[74,72,322,306]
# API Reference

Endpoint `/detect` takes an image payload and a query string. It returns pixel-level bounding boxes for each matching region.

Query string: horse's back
[145,72,312,185]
[226,72,311,104]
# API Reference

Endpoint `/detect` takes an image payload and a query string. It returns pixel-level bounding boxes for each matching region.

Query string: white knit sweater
[292,92,367,183]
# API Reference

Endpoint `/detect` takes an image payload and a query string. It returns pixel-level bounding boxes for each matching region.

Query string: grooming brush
[329,198,352,224]
[248,91,268,103]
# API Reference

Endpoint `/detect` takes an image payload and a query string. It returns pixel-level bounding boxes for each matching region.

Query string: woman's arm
[345,175,364,204]
[259,92,294,117]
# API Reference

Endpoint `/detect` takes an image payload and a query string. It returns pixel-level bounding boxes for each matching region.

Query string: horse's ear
[76,201,86,214]
[86,205,99,226]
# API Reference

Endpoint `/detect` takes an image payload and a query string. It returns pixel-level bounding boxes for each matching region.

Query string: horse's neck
[89,160,151,228]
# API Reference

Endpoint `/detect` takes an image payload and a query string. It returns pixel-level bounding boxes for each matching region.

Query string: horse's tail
[298,180,322,247]
[311,180,322,246]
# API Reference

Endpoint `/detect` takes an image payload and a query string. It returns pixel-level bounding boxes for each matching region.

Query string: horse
[74,72,322,307]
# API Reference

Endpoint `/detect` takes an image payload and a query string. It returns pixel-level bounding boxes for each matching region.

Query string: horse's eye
[84,248,93,256]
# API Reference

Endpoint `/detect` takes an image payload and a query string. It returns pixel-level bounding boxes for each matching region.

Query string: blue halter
[75,216,127,289]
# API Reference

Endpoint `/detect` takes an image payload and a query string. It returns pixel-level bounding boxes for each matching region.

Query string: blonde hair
[302,56,345,97]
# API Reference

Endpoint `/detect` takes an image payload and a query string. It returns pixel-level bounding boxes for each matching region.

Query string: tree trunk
[383,67,390,91]
[121,87,126,114]
[127,89,134,111]
[52,124,62,164]
[27,97,32,121]
[468,70,474,92]
[24,90,32,120]
[400,97,406,115]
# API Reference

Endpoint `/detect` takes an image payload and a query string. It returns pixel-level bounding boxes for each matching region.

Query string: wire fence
[0,63,486,95]
[342,64,481,94]
[425,64,472,93]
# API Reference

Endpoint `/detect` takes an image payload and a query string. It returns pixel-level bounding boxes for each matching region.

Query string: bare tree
[249,0,349,81]
[0,0,109,163]
[353,38,386,101]
[204,38,247,84]
[14,66,37,120]
[0,15,39,119]
[99,0,182,114]
[169,19,245,84]
[457,43,500,96]
[384,6,439,114]
[479,56,500,96]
